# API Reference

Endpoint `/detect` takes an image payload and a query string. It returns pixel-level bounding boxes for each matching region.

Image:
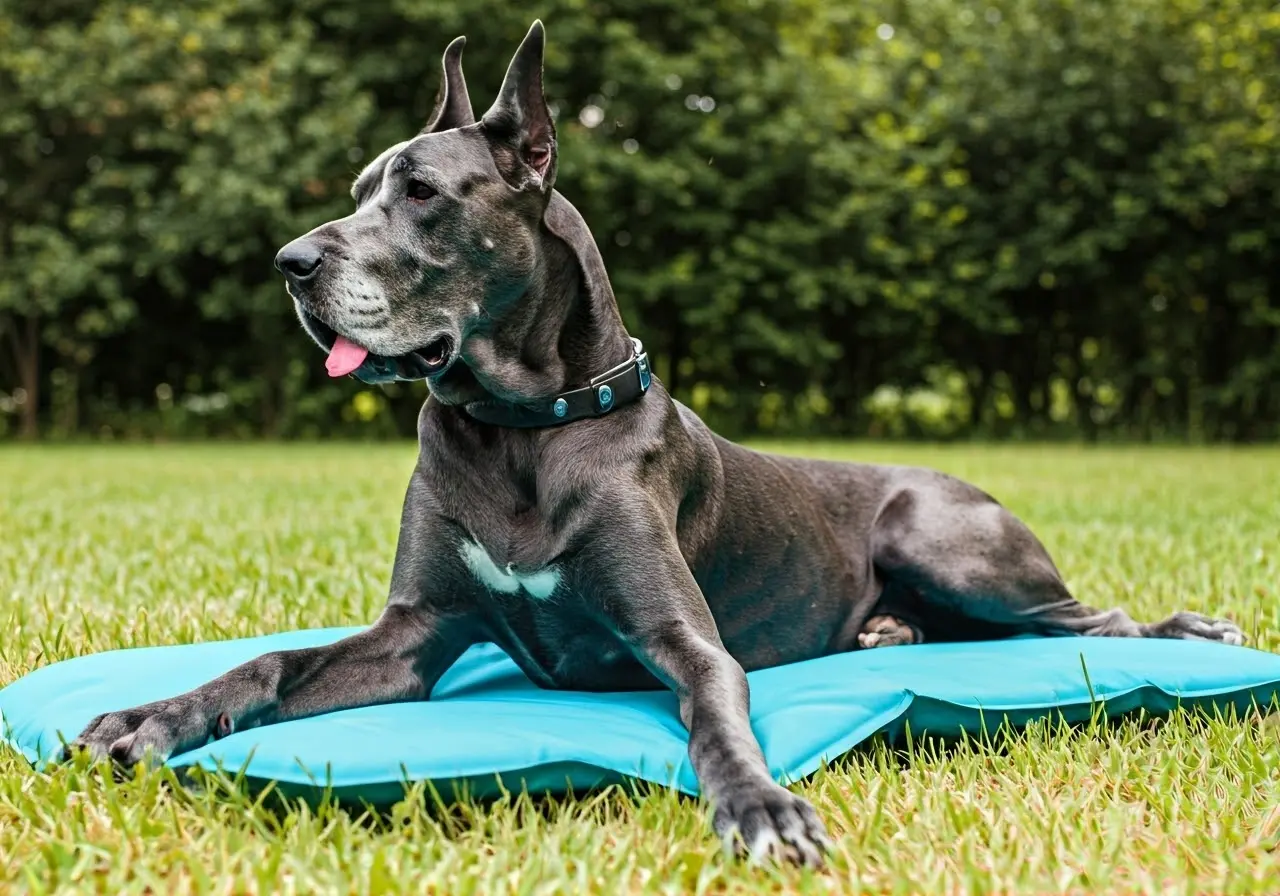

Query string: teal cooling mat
[3,628,1278,804]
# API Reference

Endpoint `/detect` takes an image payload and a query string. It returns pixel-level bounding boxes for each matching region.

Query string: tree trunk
[666,298,685,399]
[1070,330,1099,443]
[261,359,281,439]
[968,363,991,432]
[60,364,81,436]
[1009,332,1037,430]
[5,314,40,440]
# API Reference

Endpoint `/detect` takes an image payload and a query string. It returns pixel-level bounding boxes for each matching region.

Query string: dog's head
[276,22,562,398]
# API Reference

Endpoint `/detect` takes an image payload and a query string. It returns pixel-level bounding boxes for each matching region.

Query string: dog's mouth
[326,333,455,382]
[301,310,455,383]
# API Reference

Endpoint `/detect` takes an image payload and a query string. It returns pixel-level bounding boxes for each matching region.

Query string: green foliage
[1,0,1278,440]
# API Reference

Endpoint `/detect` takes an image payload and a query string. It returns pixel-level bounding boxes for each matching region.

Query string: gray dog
[70,22,1244,866]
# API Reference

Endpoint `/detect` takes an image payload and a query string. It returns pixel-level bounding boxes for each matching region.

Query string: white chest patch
[459,540,561,601]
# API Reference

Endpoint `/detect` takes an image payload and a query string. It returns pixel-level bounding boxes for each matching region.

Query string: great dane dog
[70,22,1244,866]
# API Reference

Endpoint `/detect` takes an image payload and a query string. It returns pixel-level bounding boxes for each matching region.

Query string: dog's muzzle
[293,303,457,384]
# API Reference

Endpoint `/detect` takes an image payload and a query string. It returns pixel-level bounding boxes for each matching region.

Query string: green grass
[2,442,1279,894]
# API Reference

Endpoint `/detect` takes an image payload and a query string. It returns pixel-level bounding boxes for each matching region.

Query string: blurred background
[1,0,1278,443]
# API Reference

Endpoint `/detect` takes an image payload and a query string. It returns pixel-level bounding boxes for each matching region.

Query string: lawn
[1,442,1278,894]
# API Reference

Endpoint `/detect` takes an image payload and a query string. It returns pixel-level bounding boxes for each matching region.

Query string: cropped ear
[421,36,475,134]
[481,20,556,192]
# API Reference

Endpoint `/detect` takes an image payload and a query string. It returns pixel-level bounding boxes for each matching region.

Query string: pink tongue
[326,336,369,378]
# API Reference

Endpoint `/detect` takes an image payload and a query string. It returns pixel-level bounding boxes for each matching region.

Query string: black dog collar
[463,338,652,429]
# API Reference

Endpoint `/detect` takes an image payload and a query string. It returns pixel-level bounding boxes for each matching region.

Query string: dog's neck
[449,192,634,408]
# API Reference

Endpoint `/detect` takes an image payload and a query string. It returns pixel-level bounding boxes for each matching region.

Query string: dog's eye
[406,179,436,203]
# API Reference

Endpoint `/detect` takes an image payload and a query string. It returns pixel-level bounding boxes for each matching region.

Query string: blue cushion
[3,629,1278,803]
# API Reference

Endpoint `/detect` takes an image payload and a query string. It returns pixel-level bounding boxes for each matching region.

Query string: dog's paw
[856,614,922,649]
[64,700,199,768]
[1146,611,1244,646]
[712,780,831,867]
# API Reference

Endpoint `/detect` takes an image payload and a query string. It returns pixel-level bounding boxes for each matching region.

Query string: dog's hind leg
[868,471,1244,645]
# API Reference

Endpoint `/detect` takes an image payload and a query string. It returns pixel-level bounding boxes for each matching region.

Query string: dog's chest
[458,538,562,600]
[457,536,650,689]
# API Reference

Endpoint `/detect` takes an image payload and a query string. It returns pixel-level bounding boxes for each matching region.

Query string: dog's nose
[275,240,324,280]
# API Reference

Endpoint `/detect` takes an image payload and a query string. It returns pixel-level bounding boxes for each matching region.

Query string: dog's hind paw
[1146,611,1245,646]
[856,614,923,649]
[712,781,831,867]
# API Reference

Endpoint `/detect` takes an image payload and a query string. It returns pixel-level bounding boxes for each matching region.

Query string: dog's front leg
[67,602,472,767]
[69,473,480,767]
[592,523,832,866]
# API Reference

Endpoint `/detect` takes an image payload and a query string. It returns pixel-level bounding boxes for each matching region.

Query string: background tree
[1,0,1277,441]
